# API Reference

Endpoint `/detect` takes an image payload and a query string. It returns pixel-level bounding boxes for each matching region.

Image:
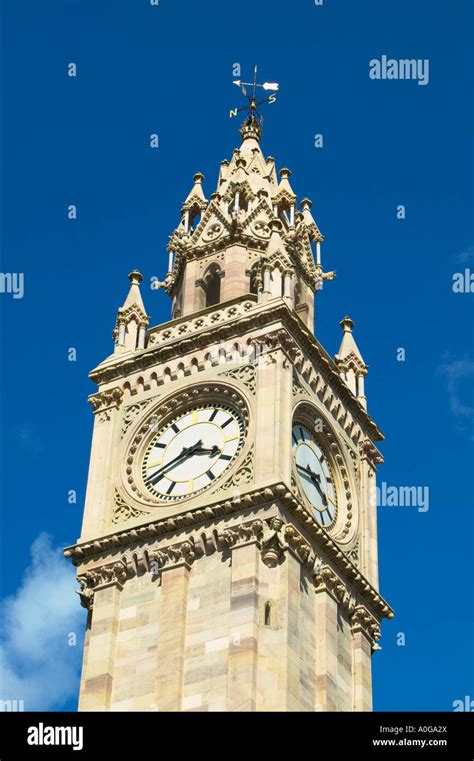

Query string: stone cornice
[88,387,124,413]
[73,513,391,641]
[64,482,393,623]
[89,297,383,443]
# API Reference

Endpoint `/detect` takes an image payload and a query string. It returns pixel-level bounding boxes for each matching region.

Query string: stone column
[78,580,123,711]
[117,322,126,346]
[80,389,123,541]
[359,440,382,589]
[154,545,194,711]
[351,606,375,711]
[224,523,262,712]
[137,325,146,350]
[314,568,339,711]
[279,550,301,710]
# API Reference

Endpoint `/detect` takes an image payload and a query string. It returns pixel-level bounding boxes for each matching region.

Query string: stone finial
[128,269,143,286]
[340,315,355,333]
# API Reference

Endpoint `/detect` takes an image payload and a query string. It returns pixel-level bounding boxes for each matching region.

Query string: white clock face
[141,404,244,501]
[292,423,337,529]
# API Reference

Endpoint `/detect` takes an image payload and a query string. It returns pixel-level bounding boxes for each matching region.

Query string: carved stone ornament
[112,490,150,525]
[76,559,128,610]
[359,438,384,469]
[213,445,254,494]
[149,539,196,572]
[121,397,157,438]
[351,604,381,647]
[88,387,124,414]
[219,363,256,395]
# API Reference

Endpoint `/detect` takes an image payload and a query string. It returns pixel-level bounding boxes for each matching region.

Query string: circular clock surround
[291,403,357,542]
[292,421,338,530]
[141,403,245,502]
[122,384,250,506]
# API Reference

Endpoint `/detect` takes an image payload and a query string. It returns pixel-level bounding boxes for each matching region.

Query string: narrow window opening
[264,601,272,626]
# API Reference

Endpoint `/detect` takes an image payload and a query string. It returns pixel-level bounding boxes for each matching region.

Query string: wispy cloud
[0,533,85,711]
[456,245,474,264]
[14,423,45,458]
[437,359,474,433]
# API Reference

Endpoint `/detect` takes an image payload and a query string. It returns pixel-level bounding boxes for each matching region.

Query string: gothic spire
[113,270,150,353]
[335,317,368,408]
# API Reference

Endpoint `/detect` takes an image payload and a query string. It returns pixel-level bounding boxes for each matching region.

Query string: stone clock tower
[65,110,393,712]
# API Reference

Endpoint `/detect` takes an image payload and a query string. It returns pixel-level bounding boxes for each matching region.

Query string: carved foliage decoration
[121,397,157,438]
[213,445,254,493]
[76,559,128,610]
[219,363,256,395]
[112,490,150,525]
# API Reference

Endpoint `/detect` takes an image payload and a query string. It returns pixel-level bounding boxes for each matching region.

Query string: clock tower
[66,107,393,712]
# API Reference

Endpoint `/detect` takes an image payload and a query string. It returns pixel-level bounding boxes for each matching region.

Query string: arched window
[264,601,272,626]
[203,263,222,307]
[249,265,259,295]
[294,281,302,309]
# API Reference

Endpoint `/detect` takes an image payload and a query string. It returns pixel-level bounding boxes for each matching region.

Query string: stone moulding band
[74,515,385,646]
[65,482,394,624]
[88,299,382,444]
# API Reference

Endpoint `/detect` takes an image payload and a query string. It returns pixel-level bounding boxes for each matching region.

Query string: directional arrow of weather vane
[230,65,279,119]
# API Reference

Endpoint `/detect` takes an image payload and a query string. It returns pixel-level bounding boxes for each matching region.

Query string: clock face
[141,403,245,501]
[292,423,337,529]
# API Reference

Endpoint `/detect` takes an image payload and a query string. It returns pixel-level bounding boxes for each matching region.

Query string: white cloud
[437,359,474,429]
[0,533,86,711]
[457,246,474,264]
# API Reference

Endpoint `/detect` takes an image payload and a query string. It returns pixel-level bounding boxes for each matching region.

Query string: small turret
[113,270,150,354]
[334,316,368,408]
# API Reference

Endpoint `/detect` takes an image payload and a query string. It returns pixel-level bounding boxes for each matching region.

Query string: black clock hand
[193,445,221,456]
[146,440,204,485]
[297,464,328,505]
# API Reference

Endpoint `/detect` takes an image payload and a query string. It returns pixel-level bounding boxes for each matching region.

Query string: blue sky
[1,0,473,711]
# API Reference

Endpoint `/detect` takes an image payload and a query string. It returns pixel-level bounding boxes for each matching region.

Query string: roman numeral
[209,409,218,421]
[221,417,232,429]
[154,442,166,449]
[171,423,180,433]
[206,470,216,480]
[220,454,232,461]
[166,482,176,495]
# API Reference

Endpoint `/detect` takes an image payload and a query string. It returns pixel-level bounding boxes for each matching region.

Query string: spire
[113,270,150,354]
[335,317,368,407]
[181,172,208,211]
[162,76,333,332]
[300,198,323,242]
[123,269,146,312]
[276,168,296,200]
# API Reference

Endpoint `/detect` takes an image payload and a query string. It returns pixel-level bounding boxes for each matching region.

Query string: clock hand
[193,445,221,456]
[146,440,223,486]
[146,440,205,485]
[296,464,328,505]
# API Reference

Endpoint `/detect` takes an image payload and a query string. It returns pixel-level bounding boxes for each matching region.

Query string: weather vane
[230,66,279,131]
